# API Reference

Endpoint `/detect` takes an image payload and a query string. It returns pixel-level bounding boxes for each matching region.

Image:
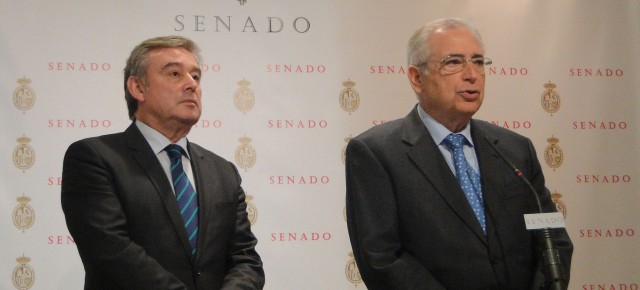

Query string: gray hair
[123,35,202,120]
[407,18,484,74]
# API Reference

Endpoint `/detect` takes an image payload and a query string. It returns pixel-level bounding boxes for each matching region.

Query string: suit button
[195,271,201,277]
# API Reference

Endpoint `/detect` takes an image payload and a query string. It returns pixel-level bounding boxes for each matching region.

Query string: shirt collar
[135,120,190,159]
[416,105,474,147]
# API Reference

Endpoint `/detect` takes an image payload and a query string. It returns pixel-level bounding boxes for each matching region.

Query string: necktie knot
[443,133,467,151]
[165,144,185,161]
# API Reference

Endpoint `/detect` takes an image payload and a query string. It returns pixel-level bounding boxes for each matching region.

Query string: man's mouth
[459,90,480,100]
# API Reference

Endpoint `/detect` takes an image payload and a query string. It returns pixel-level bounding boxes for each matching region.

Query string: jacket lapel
[402,109,487,242]
[470,121,507,237]
[124,123,196,261]
[187,143,216,263]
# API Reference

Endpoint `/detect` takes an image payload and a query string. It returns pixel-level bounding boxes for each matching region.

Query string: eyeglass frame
[414,54,492,75]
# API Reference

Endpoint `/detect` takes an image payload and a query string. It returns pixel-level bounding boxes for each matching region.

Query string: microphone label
[524,212,566,230]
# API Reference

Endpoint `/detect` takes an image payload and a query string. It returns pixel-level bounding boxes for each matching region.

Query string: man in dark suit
[61,36,264,290]
[345,18,573,289]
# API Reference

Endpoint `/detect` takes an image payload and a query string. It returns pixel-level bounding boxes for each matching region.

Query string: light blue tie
[442,134,486,233]
[165,144,199,255]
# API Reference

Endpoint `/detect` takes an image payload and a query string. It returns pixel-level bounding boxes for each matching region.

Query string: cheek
[196,94,203,107]
[423,79,442,98]
[441,84,458,104]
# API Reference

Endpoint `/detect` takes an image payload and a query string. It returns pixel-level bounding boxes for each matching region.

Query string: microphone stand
[485,136,566,290]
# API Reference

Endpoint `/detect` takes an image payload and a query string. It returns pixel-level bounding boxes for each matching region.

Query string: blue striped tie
[442,134,486,234]
[165,144,199,255]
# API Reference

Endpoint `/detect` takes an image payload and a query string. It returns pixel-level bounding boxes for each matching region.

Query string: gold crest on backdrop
[246,194,258,225]
[13,77,36,113]
[13,136,35,173]
[13,195,35,233]
[551,191,568,219]
[339,79,360,115]
[544,136,563,171]
[235,135,256,171]
[343,205,347,222]
[12,255,35,290]
[541,81,560,116]
[234,79,255,114]
[341,136,352,165]
[345,252,362,287]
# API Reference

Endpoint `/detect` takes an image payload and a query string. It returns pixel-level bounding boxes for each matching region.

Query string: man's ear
[126,76,145,102]
[407,65,423,94]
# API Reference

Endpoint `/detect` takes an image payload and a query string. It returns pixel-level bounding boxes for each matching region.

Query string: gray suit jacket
[346,106,572,290]
[62,123,264,290]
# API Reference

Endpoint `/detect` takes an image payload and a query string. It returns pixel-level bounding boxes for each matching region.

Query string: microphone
[484,135,567,290]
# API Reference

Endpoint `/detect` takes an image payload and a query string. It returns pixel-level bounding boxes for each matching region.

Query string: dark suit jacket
[61,123,264,290]
[346,107,573,290]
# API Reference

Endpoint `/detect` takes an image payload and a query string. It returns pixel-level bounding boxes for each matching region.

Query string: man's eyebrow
[445,53,484,58]
[160,62,183,71]
[161,62,202,74]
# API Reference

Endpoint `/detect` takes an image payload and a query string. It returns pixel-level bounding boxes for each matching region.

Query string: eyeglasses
[417,55,492,75]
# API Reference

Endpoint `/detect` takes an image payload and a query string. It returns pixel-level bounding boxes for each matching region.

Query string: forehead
[428,27,483,57]
[146,47,199,68]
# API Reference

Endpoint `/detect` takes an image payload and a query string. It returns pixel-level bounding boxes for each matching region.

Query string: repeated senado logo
[234,79,255,115]
[13,136,35,173]
[13,195,35,233]
[551,191,567,219]
[13,76,36,113]
[339,79,360,115]
[343,136,353,223]
[544,136,563,171]
[12,255,35,290]
[235,135,256,172]
[343,206,347,222]
[341,135,352,165]
[345,252,362,287]
[246,194,258,225]
[541,81,560,116]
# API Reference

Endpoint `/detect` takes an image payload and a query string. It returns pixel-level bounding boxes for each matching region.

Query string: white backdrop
[1,1,639,289]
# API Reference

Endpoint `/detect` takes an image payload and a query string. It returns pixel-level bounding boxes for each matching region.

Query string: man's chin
[461,102,482,115]
[177,115,201,127]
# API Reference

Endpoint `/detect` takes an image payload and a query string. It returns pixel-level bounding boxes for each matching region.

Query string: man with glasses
[345,18,572,289]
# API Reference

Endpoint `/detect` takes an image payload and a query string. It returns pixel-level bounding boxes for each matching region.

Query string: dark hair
[123,36,201,120]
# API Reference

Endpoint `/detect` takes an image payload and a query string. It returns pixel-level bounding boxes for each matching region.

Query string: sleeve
[61,140,188,290]
[221,163,265,290]
[525,139,574,289]
[345,137,446,290]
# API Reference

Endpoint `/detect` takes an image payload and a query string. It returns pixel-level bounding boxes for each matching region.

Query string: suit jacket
[61,123,264,290]
[345,107,573,290]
